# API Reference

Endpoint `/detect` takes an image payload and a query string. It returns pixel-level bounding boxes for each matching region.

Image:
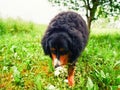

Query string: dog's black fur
[41,11,89,64]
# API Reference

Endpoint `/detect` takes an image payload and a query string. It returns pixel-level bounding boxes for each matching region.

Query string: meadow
[0,17,120,90]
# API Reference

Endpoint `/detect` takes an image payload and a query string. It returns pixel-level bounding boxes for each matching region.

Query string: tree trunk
[84,0,99,32]
[86,16,91,32]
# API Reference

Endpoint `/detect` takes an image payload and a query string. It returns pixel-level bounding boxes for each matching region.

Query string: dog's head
[42,27,84,68]
[42,32,72,68]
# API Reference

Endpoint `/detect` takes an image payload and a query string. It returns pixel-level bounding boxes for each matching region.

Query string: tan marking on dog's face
[59,48,64,52]
[51,54,61,67]
[51,53,69,67]
[50,48,56,51]
[59,54,69,65]
[50,47,69,67]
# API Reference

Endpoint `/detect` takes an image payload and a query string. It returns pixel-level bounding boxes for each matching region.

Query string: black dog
[41,11,89,86]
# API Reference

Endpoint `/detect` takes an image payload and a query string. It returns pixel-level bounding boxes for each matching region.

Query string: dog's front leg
[68,64,75,86]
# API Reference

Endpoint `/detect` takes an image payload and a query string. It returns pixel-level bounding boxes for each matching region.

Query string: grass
[0,17,120,90]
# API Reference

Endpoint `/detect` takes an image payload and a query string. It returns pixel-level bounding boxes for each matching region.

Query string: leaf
[35,74,42,90]
[12,66,21,84]
[10,45,17,53]
[100,70,106,78]
[86,77,94,90]
[115,75,120,84]
[114,60,120,68]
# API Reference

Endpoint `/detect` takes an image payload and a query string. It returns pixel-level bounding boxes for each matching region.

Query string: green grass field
[0,18,120,90]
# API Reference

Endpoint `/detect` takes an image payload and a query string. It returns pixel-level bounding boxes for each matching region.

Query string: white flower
[54,66,64,76]
[64,79,68,83]
[47,84,56,90]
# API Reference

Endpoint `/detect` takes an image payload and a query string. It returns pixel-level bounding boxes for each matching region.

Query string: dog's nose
[54,58,61,68]
[55,64,60,68]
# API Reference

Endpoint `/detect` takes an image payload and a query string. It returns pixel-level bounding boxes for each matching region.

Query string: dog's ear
[41,35,50,55]
[41,27,55,56]
[69,33,83,63]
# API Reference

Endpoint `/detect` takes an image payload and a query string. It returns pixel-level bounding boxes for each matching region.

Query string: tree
[48,0,120,30]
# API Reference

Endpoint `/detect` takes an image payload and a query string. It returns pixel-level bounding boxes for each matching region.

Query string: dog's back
[42,11,89,63]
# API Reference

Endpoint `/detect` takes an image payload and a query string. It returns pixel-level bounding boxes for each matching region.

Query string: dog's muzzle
[54,58,61,68]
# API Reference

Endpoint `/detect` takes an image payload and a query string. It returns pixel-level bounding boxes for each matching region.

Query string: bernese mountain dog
[41,11,89,86]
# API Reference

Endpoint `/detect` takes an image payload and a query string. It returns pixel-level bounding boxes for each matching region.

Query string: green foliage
[12,66,24,85]
[0,17,36,35]
[48,0,120,30]
[35,74,43,90]
[86,77,94,90]
[0,17,120,89]
[49,0,120,19]
[75,33,120,89]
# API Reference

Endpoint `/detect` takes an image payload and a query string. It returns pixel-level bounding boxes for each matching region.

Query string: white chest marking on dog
[54,58,61,67]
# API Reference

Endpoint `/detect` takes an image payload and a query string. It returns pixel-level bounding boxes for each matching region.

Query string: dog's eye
[60,50,68,55]
[50,48,56,54]
[59,48,68,55]
[50,48,56,51]
[60,48,64,52]
[51,50,56,54]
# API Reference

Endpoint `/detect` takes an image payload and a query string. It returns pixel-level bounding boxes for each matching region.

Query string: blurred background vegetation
[48,0,120,30]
